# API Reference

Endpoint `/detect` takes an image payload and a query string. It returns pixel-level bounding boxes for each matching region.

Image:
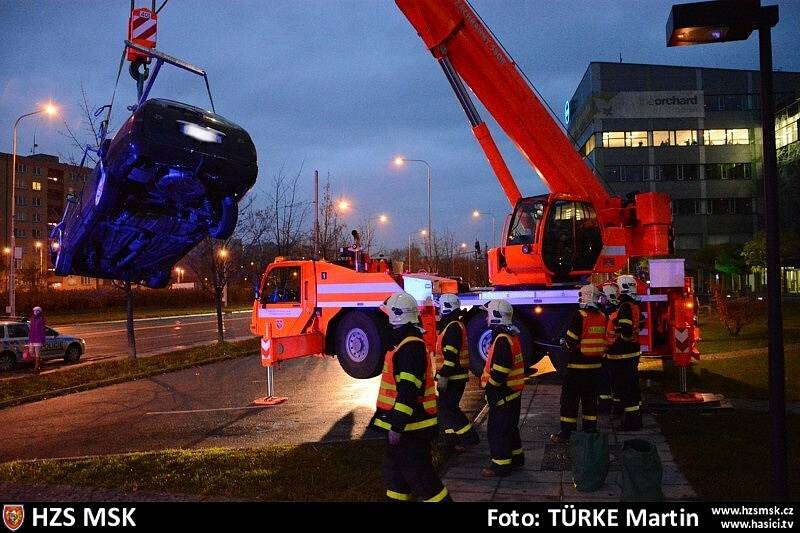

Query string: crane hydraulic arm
[396,0,674,285]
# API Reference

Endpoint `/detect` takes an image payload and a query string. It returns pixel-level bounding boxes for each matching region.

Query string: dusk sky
[2,0,799,251]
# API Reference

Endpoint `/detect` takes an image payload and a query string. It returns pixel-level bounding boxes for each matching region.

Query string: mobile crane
[251,0,699,380]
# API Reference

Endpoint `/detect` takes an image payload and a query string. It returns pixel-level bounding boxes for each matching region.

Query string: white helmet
[616,274,639,299]
[381,291,419,326]
[435,293,460,319]
[485,299,513,326]
[578,284,601,309]
[600,281,620,307]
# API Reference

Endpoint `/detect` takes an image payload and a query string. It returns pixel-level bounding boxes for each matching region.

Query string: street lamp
[218,248,229,259]
[394,156,432,260]
[8,103,58,317]
[666,0,786,500]
[472,210,497,244]
[174,267,184,283]
[379,214,388,224]
[337,199,350,211]
[34,241,43,276]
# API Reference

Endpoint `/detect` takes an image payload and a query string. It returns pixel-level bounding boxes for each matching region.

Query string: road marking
[146,405,275,415]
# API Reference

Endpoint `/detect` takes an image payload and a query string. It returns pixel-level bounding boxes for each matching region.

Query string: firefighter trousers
[487,397,523,476]
[439,379,479,446]
[383,430,451,502]
[559,366,599,433]
[606,355,641,425]
[597,358,614,411]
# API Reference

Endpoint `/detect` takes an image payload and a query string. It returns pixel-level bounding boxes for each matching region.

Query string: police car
[0,319,86,371]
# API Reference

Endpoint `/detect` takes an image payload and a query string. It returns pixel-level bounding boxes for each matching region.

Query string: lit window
[602,131,625,148]
[653,131,672,146]
[581,135,596,156]
[726,129,749,145]
[675,130,698,146]
[626,131,648,148]
[32,181,42,191]
[703,129,726,146]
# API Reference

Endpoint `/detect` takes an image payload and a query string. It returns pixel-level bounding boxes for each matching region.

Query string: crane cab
[488,194,607,286]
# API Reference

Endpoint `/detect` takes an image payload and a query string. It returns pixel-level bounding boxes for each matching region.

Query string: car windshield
[46,327,58,336]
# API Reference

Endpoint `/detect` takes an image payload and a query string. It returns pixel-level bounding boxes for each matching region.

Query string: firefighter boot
[511,448,525,468]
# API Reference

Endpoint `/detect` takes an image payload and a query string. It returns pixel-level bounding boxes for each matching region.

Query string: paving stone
[562,480,621,501]
[494,482,562,499]
[443,477,500,494]
[452,491,494,502]
[496,469,563,483]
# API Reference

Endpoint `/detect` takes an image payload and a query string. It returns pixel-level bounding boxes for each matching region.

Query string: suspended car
[50,44,257,288]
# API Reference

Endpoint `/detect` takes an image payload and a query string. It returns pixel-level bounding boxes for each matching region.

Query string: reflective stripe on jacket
[376,336,438,424]
[434,320,469,376]
[578,309,607,358]
[480,333,524,392]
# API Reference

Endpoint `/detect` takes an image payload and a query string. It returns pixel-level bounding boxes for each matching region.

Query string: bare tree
[267,165,309,258]
[357,215,377,255]
[318,176,346,259]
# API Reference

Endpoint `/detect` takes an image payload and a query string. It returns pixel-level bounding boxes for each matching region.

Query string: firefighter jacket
[434,317,469,380]
[481,329,525,406]
[373,326,438,433]
[606,296,642,359]
[564,308,608,361]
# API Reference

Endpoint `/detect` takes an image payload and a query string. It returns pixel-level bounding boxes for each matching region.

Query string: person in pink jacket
[29,306,46,373]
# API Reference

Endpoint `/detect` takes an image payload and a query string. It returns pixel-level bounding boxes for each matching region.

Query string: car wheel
[0,352,15,372]
[466,313,534,378]
[335,312,387,379]
[208,196,238,239]
[64,344,82,364]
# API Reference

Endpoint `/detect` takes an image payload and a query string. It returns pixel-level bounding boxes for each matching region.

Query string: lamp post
[666,0,785,500]
[34,241,43,277]
[472,210,497,245]
[9,103,57,317]
[394,157,432,260]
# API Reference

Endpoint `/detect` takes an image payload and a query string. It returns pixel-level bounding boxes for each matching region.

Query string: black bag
[620,439,664,502]
[571,432,609,492]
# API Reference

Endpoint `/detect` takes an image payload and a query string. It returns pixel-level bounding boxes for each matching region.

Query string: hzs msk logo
[2,505,24,532]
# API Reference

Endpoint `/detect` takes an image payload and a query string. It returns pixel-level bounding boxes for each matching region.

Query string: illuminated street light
[379,214,388,224]
[9,102,59,316]
[218,248,229,259]
[461,242,467,249]
[337,199,350,211]
[394,156,432,259]
[472,210,497,244]
[34,241,43,276]
[666,0,785,500]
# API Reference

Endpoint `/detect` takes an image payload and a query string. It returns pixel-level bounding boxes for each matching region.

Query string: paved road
[4,311,252,376]
[0,354,485,461]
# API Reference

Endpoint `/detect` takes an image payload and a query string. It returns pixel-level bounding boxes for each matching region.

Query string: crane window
[260,266,301,305]
[507,203,541,245]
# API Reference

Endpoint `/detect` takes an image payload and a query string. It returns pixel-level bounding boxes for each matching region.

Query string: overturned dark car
[51,98,257,287]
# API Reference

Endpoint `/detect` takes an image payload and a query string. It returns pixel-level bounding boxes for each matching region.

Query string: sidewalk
[441,377,698,502]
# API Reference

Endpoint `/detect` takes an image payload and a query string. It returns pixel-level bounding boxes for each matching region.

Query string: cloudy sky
[2,0,799,251]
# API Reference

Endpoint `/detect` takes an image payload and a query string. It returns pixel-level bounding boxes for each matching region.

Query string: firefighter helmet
[435,293,460,319]
[484,299,513,326]
[578,284,601,309]
[600,280,620,307]
[616,274,639,300]
[381,291,420,326]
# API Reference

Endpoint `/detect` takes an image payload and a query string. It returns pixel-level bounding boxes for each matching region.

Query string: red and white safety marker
[662,327,723,407]
[252,333,288,406]
[127,7,158,62]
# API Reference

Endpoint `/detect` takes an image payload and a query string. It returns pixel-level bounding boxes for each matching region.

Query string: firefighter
[372,291,451,502]
[606,274,643,431]
[480,299,525,478]
[434,293,480,450]
[550,284,607,444]
[597,281,620,414]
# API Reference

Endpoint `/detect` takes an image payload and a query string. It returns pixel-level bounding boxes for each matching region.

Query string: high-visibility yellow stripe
[624,405,640,412]
[492,458,512,465]
[507,379,525,388]
[583,415,598,421]
[618,318,633,325]
[424,487,449,502]
[488,377,502,387]
[606,352,640,359]
[449,373,469,380]
[444,345,458,354]
[386,490,412,501]
[377,394,395,405]
[443,360,456,367]
[567,363,602,369]
[511,448,523,456]
[394,402,413,415]
[422,400,437,410]
[396,372,422,388]
[581,347,605,354]
[566,330,579,339]
[455,422,473,435]
[405,417,437,431]
[373,418,391,430]
[560,416,577,423]
[381,382,396,391]
[599,395,613,400]
[496,391,522,405]
[582,338,606,344]
[492,363,511,374]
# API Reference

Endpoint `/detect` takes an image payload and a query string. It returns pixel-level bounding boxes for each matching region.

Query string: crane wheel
[465,314,534,378]
[335,312,387,379]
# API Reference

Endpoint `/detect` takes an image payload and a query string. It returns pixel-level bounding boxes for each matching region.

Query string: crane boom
[396,0,610,208]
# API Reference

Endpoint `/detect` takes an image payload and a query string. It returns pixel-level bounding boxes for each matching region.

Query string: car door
[43,327,63,359]
[6,324,29,362]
